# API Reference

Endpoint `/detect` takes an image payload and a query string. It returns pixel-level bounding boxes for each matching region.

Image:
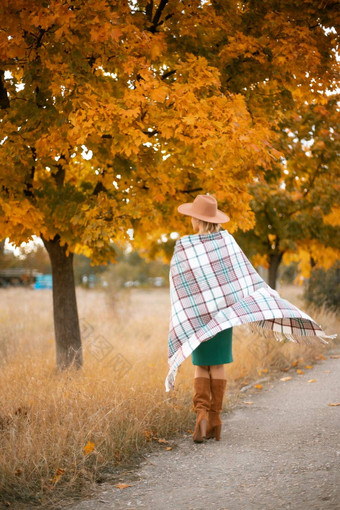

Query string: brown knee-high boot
[206,379,226,441]
[192,377,211,443]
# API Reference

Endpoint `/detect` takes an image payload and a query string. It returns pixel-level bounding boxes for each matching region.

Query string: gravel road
[69,349,340,510]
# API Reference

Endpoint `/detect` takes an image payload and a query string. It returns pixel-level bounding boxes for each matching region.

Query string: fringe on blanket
[165,323,337,392]
[246,321,337,345]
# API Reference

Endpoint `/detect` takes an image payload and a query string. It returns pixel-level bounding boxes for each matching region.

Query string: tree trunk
[268,252,283,290]
[42,234,82,369]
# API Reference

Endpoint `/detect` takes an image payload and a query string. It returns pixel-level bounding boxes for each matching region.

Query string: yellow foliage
[284,241,340,281]
[251,254,269,269]
[323,207,340,227]
[0,0,338,264]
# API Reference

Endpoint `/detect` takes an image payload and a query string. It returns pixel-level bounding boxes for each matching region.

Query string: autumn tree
[0,0,339,368]
[234,95,340,289]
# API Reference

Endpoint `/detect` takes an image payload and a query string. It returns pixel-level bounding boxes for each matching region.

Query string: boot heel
[192,377,211,444]
[206,423,222,440]
[193,417,208,443]
[214,424,222,441]
[207,379,226,441]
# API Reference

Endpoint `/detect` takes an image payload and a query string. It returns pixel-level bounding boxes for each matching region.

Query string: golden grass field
[0,284,339,507]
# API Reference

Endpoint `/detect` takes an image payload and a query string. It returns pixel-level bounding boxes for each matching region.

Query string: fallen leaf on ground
[115,483,131,489]
[328,402,340,406]
[305,365,313,369]
[254,384,263,389]
[315,354,326,360]
[83,441,95,455]
[166,447,172,451]
[307,379,317,383]
[280,376,292,381]
[330,354,339,359]
[243,401,253,404]
[157,438,168,444]
[297,369,305,374]
[52,468,66,484]
[143,429,153,440]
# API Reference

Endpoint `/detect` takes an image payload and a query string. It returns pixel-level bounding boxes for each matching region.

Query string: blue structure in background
[34,274,53,289]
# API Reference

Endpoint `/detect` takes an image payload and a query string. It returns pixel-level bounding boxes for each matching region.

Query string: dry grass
[0,284,339,507]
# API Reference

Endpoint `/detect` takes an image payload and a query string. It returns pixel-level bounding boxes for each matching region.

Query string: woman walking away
[165,194,336,444]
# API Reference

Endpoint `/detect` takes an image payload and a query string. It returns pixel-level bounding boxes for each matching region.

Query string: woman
[187,213,233,444]
[166,194,336,444]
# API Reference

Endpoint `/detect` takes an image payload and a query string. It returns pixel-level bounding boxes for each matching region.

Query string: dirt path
[68,349,340,510]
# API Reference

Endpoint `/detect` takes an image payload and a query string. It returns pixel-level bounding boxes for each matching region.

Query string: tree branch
[178,188,203,194]
[52,156,67,187]
[145,0,153,22]
[53,164,65,187]
[0,70,10,109]
[35,27,47,49]
[24,147,36,198]
[93,181,108,195]
[142,129,158,137]
[24,166,35,197]
[161,69,176,80]
[149,0,169,33]
[303,160,323,198]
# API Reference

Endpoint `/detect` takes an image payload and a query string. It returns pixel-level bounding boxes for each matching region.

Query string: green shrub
[303,261,340,312]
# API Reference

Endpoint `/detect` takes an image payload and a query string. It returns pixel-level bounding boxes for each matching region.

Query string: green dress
[191,327,233,366]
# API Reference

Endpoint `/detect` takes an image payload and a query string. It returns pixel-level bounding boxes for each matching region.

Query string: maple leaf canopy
[0,0,339,264]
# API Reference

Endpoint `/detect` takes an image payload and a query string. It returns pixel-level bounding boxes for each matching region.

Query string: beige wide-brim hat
[177,194,230,223]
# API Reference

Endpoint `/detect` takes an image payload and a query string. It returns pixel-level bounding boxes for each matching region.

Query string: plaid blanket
[165,230,336,391]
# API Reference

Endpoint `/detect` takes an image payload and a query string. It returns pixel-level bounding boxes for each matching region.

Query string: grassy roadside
[0,285,338,508]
